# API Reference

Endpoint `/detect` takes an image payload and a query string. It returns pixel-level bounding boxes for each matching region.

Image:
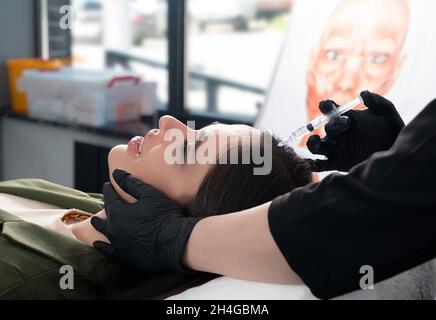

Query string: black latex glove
[91,169,202,274]
[306,91,405,172]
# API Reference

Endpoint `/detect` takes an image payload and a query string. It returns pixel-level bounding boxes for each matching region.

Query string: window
[71,0,169,109]
[186,0,290,120]
[43,0,291,124]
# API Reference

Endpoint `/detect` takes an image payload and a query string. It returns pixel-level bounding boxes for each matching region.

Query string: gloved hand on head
[91,170,201,274]
[306,91,405,172]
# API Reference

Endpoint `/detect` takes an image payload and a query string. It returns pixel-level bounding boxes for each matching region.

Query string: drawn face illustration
[305,0,410,140]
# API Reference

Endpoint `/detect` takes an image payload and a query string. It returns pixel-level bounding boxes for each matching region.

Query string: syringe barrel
[336,96,364,115]
[309,96,364,131]
[292,125,311,138]
[307,115,329,131]
[286,95,364,143]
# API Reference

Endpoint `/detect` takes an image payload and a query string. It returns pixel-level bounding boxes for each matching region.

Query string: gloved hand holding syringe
[279,95,364,146]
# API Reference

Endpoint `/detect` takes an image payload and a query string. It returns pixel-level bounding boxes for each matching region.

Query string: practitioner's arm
[183,202,302,284]
[90,171,300,281]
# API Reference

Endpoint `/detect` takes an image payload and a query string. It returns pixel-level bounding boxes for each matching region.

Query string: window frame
[36,0,72,59]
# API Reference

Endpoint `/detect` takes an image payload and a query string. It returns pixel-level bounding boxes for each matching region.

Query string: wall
[0,117,2,181]
[1,118,125,188]
[0,0,36,108]
[0,0,36,179]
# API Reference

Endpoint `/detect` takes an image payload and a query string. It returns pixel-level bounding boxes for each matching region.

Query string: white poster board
[257,0,436,146]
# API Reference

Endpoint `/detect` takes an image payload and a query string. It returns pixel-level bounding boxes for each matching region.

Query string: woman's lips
[127,136,144,157]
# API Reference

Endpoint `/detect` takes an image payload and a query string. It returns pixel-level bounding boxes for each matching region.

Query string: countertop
[1,110,155,140]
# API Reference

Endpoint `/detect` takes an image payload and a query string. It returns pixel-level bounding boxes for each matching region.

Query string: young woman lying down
[0,116,312,261]
[69,116,313,250]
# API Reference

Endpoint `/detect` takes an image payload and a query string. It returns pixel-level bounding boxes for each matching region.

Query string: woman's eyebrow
[194,122,221,147]
[192,126,217,151]
[193,129,207,150]
[196,129,207,142]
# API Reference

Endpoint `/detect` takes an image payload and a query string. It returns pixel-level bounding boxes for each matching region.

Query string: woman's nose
[159,116,189,137]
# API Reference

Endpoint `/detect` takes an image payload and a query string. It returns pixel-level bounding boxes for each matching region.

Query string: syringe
[281,95,364,145]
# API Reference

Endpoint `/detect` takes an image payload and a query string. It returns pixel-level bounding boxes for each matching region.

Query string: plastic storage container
[19,68,154,126]
[7,58,63,114]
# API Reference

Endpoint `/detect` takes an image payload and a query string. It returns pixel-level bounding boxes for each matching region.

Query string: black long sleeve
[268,99,436,299]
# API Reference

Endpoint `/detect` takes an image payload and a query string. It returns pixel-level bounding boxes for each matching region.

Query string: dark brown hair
[187,134,313,217]
[108,133,314,299]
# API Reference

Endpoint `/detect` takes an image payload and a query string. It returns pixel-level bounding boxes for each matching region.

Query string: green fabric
[0,179,104,213]
[0,233,99,300]
[0,179,212,300]
[0,179,118,299]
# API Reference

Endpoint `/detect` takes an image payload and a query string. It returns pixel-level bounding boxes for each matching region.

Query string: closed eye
[182,139,194,163]
[183,139,190,155]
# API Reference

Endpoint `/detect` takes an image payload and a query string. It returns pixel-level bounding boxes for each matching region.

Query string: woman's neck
[69,210,110,246]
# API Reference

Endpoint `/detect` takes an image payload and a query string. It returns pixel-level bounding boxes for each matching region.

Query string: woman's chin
[107,146,137,204]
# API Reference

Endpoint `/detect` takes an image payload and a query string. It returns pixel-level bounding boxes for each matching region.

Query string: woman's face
[108,116,253,204]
